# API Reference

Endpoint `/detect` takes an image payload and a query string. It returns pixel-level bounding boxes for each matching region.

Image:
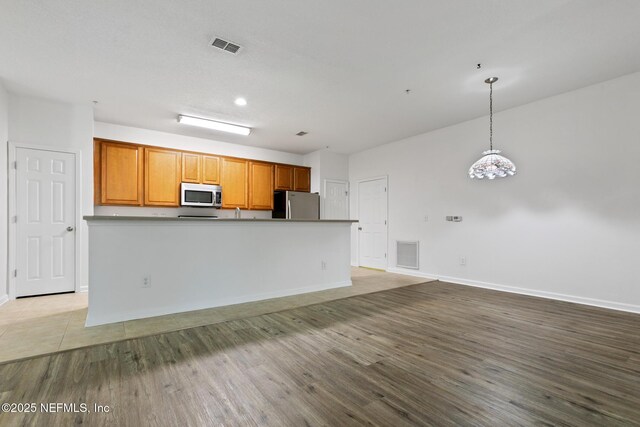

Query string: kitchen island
[84,216,356,326]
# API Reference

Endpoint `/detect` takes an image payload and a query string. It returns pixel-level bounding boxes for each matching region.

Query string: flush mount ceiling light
[234,97,247,106]
[468,77,517,180]
[177,115,251,136]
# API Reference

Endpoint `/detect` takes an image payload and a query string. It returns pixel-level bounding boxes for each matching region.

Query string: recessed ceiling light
[178,115,251,136]
[234,97,247,106]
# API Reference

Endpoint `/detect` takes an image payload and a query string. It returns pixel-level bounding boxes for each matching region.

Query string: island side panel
[86,220,352,326]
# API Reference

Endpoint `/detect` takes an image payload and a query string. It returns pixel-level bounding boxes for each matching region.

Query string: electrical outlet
[142,276,151,288]
[423,215,428,222]
[321,261,327,270]
[459,257,466,266]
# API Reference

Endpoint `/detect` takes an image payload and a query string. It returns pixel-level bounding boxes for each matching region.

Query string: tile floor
[0,268,433,363]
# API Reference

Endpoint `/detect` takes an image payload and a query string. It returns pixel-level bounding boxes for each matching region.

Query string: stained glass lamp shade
[469,77,517,180]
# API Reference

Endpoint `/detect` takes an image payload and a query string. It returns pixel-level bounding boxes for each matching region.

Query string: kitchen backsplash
[93,206,273,219]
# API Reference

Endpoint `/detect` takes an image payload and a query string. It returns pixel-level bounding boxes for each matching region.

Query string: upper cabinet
[221,157,249,209]
[98,140,144,206]
[275,165,311,192]
[249,162,274,210]
[181,153,201,183]
[94,139,311,208]
[144,147,182,206]
[202,155,220,185]
[293,167,311,192]
[274,164,294,191]
[181,153,220,185]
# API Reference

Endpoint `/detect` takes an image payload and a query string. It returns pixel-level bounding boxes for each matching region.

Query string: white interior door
[323,179,349,219]
[358,177,387,269]
[16,148,76,297]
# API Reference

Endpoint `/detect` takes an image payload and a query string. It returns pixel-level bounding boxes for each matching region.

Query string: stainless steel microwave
[180,183,222,207]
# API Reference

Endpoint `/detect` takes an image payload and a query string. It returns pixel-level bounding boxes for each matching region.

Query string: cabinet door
[249,162,274,210]
[100,141,144,205]
[293,167,311,192]
[181,153,201,183]
[144,148,182,206]
[202,155,220,184]
[94,139,102,205]
[274,164,294,190]
[221,157,248,209]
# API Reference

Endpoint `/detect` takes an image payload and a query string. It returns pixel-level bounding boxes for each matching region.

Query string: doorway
[357,176,388,269]
[12,146,78,297]
[323,179,349,219]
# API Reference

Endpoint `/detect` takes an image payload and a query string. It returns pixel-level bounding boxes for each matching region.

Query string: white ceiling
[1,0,639,154]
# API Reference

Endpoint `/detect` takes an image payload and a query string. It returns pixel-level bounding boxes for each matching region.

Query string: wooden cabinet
[144,147,182,206]
[293,167,311,192]
[181,153,201,183]
[249,162,274,210]
[221,157,249,209]
[202,155,220,184]
[274,164,294,191]
[275,165,310,192]
[181,153,220,185]
[94,138,311,209]
[98,141,144,205]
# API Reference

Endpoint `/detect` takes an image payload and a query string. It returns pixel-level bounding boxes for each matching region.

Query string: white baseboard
[386,267,437,281]
[78,285,88,293]
[387,269,640,315]
[0,294,9,307]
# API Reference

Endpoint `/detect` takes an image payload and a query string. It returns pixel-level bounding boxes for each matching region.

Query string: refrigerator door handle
[287,200,292,219]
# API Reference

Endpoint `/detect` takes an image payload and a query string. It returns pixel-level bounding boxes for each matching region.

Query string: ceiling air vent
[211,37,242,55]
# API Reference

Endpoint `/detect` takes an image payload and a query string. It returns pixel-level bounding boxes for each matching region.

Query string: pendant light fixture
[468,77,516,179]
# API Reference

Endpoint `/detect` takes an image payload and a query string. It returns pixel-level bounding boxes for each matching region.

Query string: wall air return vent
[211,37,242,54]
[396,241,419,269]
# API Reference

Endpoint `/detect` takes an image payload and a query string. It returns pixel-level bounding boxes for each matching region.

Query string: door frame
[7,141,83,300]
[356,175,388,269]
[322,179,349,219]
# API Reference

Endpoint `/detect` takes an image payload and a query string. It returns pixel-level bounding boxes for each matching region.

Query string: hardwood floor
[0,268,428,363]
[1,281,639,426]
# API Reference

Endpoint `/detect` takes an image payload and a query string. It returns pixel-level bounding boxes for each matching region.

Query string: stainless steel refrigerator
[273,191,320,219]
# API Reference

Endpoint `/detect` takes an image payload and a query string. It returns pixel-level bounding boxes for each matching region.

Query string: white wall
[7,94,94,292]
[0,81,8,304]
[86,219,352,325]
[349,71,640,312]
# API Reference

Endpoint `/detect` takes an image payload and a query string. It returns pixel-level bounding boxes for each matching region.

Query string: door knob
[67,226,74,232]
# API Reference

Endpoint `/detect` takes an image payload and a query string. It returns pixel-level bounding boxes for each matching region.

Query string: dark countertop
[83,215,358,223]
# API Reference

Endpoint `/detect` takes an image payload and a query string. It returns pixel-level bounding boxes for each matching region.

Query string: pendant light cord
[489,82,493,151]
